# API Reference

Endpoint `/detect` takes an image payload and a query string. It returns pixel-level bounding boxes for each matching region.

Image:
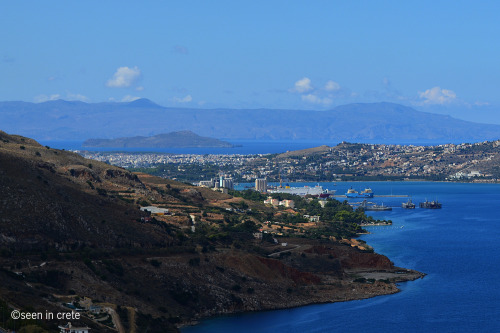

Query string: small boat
[357,200,392,211]
[402,198,416,209]
[365,203,392,211]
[345,187,374,198]
[419,199,442,209]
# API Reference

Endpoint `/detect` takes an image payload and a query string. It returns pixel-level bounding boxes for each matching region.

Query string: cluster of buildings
[263,196,295,208]
[198,175,234,190]
[230,141,500,181]
[78,140,500,183]
[76,151,260,169]
[449,170,485,180]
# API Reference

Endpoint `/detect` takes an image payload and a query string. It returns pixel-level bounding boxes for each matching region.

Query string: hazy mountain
[83,130,234,148]
[1,99,499,142]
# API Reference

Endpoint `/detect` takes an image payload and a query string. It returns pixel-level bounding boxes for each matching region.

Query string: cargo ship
[268,182,335,198]
[402,198,416,209]
[419,199,442,209]
[346,187,374,198]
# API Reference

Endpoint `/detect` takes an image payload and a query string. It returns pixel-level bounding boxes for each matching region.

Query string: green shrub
[188,257,200,266]
[150,259,161,267]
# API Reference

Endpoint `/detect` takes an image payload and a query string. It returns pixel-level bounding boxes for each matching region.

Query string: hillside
[83,130,234,148]
[0,130,423,332]
[1,100,499,142]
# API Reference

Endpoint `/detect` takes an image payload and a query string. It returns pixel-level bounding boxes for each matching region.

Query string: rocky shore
[177,243,425,328]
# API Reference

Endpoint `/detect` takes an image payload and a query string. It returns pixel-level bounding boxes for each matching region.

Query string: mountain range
[0,99,498,142]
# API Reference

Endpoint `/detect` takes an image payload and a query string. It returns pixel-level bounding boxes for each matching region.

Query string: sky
[1,1,500,123]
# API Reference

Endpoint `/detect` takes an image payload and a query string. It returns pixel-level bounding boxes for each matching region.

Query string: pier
[333,194,409,198]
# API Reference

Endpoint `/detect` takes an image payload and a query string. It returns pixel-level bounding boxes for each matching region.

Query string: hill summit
[83,130,234,148]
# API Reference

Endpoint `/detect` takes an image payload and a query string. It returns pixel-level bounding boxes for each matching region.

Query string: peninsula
[0,130,423,332]
[82,130,234,148]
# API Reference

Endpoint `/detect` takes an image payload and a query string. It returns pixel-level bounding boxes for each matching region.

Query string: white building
[221,178,234,190]
[255,178,267,192]
[264,197,279,206]
[59,322,91,333]
[279,199,295,208]
[199,179,215,187]
[140,206,169,215]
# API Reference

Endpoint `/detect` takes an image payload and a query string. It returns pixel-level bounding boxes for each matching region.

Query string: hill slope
[0,130,173,251]
[0,130,423,332]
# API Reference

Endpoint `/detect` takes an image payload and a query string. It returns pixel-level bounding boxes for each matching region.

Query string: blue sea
[38,139,465,155]
[183,181,500,333]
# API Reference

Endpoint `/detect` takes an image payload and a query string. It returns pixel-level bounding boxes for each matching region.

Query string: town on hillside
[78,140,500,183]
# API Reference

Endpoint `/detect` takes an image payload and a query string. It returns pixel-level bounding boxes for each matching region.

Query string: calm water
[38,140,341,155]
[38,139,464,155]
[183,182,500,333]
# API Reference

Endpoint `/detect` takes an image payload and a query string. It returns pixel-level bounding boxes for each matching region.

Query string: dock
[333,194,408,198]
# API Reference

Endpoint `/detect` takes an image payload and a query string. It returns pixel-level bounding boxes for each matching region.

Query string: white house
[59,322,91,333]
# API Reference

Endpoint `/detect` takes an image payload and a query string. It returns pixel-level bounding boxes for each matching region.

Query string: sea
[183,181,500,333]
[44,140,500,332]
[38,139,466,155]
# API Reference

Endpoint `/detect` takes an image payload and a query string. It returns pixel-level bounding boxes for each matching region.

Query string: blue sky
[1,1,499,122]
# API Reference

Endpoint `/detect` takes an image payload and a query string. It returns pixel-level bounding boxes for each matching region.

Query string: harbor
[238,181,441,210]
[334,194,409,198]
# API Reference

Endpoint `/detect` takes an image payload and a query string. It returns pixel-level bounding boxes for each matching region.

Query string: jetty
[334,194,408,198]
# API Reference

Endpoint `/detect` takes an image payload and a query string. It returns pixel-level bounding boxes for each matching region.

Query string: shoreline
[180,267,425,330]
[359,222,392,227]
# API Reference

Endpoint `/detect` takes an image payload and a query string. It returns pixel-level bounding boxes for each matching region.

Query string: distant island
[82,130,234,148]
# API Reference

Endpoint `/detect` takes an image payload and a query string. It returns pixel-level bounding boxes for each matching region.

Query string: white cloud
[324,80,340,91]
[136,86,144,91]
[66,93,89,102]
[292,77,313,93]
[418,86,457,105]
[35,92,89,103]
[106,66,141,88]
[34,94,61,103]
[172,95,193,103]
[301,94,333,106]
[121,95,141,102]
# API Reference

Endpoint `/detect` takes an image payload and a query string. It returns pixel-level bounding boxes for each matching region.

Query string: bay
[183,181,500,333]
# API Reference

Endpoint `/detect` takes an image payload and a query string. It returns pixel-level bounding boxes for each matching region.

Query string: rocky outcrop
[304,245,394,269]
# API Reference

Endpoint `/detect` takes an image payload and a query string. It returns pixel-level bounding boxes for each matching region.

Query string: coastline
[180,266,425,330]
